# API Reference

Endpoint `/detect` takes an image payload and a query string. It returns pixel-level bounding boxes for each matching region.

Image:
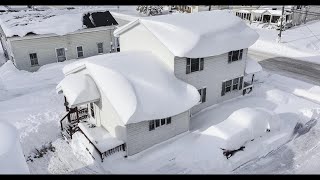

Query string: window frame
[29,53,39,66]
[149,117,172,131]
[55,47,66,62]
[221,76,244,96]
[186,58,204,74]
[228,49,243,63]
[197,87,207,104]
[76,46,84,58]
[90,103,95,119]
[97,42,104,54]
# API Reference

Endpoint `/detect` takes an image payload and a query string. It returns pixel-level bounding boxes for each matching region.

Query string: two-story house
[0,9,118,71]
[56,10,259,159]
[114,10,259,115]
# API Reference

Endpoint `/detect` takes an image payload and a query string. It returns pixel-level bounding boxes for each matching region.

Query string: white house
[57,10,260,159]
[0,9,119,71]
[114,10,259,114]
[57,51,200,158]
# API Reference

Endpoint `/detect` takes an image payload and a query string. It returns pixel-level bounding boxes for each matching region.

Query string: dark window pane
[161,118,165,125]
[226,86,231,92]
[77,46,83,51]
[239,76,244,90]
[155,119,160,127]
[78,52,84,58]
[202,88,206,102]
[232,50,239,61]
[166,117,171,124]
[191,58,200,72]
[149,120,155,131]
[200,58,204,70]
[239,49,243,60]
[221,82,226,96]
[90,103,95,118]
[226,80,232,86]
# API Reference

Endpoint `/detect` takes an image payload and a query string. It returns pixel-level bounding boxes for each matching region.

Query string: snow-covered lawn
[1,57,319,173]
[249,20,320,64]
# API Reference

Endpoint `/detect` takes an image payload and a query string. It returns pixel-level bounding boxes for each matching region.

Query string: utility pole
[278,5,285,42]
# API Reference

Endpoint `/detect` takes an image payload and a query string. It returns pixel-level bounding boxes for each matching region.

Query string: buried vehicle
[201,107,281,158]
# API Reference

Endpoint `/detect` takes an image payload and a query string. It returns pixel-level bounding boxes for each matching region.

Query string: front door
[56,48,66,62]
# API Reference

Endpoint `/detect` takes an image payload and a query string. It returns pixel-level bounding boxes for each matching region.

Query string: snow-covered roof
[236,9,251,13]
[0,121,18,157]
[60,51,200,125]
[114,10,259,58]
[245,57,262,74]
[0,8,118,38]
[56,73,100,108]
[252,9,267,14]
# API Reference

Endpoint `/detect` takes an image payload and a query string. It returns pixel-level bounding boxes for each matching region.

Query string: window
[233,78,239,90]
[186,58,204,74]
[90,103,95,119]
[29,53,38,66]
[198,88,207,103]
[77,46,84,58]
[149,117,172,131]
[221,76,244,96]
[228,49,243,63]
[56,48,66,62]
[97,42,103,54]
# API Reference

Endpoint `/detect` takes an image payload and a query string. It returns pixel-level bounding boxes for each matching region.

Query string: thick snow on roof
[252,9,267,14]
[203,108,277,150]
[245,57,262,74]
[237,9,251,13]
[0,121,30,174]
[0,7,118,37]
[114,10,259,58]
[56,73,100,108]
[61,51,200,124]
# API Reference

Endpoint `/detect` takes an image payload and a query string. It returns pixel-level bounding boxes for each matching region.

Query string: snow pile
[202,107,280,150]
[61,51,200,124]
[0,121,30,174]
[245,57,262,74]
[56,73,100,108]
[115,10,259,58]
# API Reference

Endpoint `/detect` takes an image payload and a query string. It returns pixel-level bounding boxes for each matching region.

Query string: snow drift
[0,121,30,174]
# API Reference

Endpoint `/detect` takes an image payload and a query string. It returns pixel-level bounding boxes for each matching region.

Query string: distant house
[0,9,118,71]
[57,11,260,159]
[114,11,259,115]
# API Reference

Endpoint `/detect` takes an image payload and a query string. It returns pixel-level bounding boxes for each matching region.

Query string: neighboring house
[57,10,260,159]
[57,51,199,158]
[172,5,230,13]
[114,11,259,115]
[0,9,118,71]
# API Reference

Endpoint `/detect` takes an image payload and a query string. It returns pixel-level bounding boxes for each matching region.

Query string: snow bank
[115,10,259,58]
[202,107,279,150]
[61,51,200,124]
[56,73,100,108]
[0,121,29,174]
[245,57,262,74]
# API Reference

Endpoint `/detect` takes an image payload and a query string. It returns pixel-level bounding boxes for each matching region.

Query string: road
[248,50,320,86]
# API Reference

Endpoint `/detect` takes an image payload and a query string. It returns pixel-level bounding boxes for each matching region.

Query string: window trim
[228,49,243,63]
[149,117,172,131]
[29,52,39,67]
[55,47,67,62]
[221,76,244,96]
[76,46,84,58]
[97,42,104,54]
[186,58,204,74]
[197,87,207,104]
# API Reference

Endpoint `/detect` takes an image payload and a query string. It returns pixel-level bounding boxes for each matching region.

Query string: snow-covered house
[114,11,259,115]
[0,9,118,71]
[57,51,200,158]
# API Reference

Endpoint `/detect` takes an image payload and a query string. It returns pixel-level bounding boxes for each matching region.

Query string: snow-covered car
[202,107,280,151]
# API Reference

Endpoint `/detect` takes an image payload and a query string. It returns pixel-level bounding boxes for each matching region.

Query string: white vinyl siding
[126,111,190,156]
[175,49,247,115]
[8,27,116,71]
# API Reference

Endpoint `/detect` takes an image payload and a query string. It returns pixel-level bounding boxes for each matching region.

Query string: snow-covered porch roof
[245,57,262,75]
[56,73,100,108]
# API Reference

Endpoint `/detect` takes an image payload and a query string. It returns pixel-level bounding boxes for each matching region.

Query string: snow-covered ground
[249,20,320,64]
[1,56,320,173]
